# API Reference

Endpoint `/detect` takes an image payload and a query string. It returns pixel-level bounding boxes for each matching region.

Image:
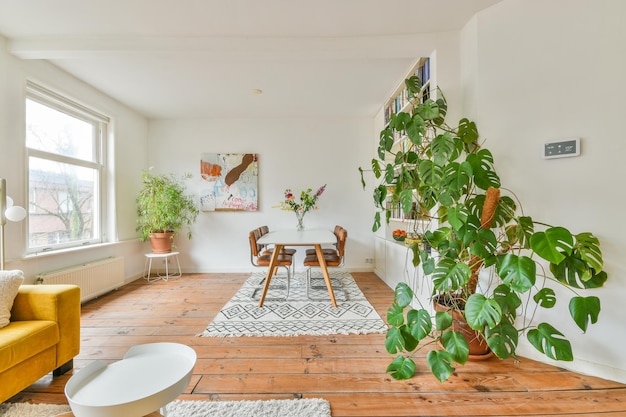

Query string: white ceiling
[0,0,501,119]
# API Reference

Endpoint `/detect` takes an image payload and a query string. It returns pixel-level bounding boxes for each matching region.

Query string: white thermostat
[544,138,580,159]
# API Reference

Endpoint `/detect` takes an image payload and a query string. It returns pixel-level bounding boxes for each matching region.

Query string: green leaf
[533,287,556,308]
[400,326,419,352]
[466,149,500,190]
[485,321,518,359]
[433,97,448,126]
[415,99,440,120]
[418,160,444,186]
[399,189,415,216]
[407,309,433,341]
[394,282,414,308]
[391,112,412,131]
[384,163,395,184]
[447,204,470,231]
[385,326,406,354]
[379,128,394,157]
[496,254,536,293]
[387,355,417,380]
[372,211,381,232]
[427,350,455,382]
[441,162,472,205]
[387,302,405,327]
[469,228,497,259]
[406,114,426,145]
[432,258,471,293]
[465,294,502,330]
[441,330,469,365]
[371,159,382,178]
[527,323,573,361]
[458,117,479,145]
[492,284,521,316]
[373,185,387,209]
[569,296,601,332]
[435,310,453,331]
[430,133,459,166]
[550,253,597,289]
[506,216,534,249]
[404,75,422,96]
[575,232,604,272]
[530,226,574,264]
[358,167,366,189]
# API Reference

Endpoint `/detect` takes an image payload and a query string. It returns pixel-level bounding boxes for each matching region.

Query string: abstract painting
[200,153,258,211]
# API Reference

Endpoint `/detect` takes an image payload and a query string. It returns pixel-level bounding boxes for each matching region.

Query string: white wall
[463,0,626,383]
[0,37,149,282]
[147,117,376,272]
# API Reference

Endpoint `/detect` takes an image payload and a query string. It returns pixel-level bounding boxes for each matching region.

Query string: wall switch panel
[544,138,580,159]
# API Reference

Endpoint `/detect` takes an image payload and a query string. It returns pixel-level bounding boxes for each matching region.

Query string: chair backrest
[249,229,263,258]
[337,228,348,257]
[333,225,342,249]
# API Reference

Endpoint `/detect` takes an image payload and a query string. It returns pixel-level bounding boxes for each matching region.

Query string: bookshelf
[383,56,432,128]
[374,54,436,311]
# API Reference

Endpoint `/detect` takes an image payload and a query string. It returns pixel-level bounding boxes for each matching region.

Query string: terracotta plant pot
[149,232,175,254]
[433,297,493,360]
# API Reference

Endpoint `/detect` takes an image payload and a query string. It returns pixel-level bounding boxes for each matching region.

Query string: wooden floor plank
[5,272,626,417]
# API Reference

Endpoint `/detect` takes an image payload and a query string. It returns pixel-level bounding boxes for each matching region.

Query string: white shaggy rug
[0,398,332,417]
[198,271,388,337]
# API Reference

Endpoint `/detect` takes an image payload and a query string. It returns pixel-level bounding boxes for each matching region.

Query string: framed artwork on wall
[200,153,258,211]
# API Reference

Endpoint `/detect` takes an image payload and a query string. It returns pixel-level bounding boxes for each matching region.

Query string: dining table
[256,228,338,307]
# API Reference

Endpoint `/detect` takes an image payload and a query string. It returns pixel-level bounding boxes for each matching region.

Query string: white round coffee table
[64,342,196,417]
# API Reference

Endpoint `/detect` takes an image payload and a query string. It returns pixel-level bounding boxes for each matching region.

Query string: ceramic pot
[433,297,493,360]
[149,232,175,253]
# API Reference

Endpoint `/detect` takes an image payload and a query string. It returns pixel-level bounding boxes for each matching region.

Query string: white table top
[65,342,196,417]
[257,228,336,245]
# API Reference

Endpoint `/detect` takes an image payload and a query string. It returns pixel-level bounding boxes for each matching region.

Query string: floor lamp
[0,178,27,270]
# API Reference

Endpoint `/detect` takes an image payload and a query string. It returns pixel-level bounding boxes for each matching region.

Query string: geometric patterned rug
[198,271,388,337]
[0,398,332,417]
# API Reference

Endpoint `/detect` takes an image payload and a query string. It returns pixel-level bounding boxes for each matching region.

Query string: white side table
[143,252,182,282]
[64,342,196,417]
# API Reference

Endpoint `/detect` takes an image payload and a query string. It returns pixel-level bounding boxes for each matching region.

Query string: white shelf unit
[373,53,436,309]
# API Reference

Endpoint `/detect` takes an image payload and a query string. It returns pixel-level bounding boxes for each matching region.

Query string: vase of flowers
[276,185,326,230]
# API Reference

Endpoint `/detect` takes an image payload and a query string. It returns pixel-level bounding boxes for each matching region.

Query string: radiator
[36,256,125,303]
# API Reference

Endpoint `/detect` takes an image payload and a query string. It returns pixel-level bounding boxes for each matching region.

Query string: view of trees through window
[25,83,107,252]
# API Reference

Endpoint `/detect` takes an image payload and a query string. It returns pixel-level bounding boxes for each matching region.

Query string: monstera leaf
[527,323,573,361]
[530,227,573,264]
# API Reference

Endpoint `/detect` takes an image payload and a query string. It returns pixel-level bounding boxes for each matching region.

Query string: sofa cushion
[0,320,59,374]
[0,270,24,328]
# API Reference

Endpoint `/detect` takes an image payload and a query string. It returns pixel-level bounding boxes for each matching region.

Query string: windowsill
[22,240,136,260]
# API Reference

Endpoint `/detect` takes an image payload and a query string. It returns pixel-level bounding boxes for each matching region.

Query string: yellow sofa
[0,284,80,403]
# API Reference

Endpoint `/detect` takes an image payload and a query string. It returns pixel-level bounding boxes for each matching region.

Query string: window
[25,82,109,253]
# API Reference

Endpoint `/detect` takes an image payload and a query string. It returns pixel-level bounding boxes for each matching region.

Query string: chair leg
[285,266,291,299]
[306,267,312,299]
[252,265,292,301]
[305,268,346,302]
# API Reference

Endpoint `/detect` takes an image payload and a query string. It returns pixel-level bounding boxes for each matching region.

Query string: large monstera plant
[359,76,607,382]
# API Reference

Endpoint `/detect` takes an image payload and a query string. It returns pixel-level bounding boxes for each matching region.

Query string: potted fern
[359,76,607,382]
[136,169,199,253]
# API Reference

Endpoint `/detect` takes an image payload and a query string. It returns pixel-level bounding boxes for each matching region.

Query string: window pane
[28,157,98,248]
[26,99,95,162]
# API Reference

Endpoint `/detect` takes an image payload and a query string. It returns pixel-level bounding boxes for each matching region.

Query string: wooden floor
[7,272,626,416]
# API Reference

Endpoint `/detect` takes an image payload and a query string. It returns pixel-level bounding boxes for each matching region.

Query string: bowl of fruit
[392,229,407,241]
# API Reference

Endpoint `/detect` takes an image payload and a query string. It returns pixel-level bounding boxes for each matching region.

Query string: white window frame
[25,81,109,254]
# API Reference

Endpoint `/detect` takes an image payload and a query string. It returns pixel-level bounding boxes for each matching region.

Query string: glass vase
[295,210,306,231]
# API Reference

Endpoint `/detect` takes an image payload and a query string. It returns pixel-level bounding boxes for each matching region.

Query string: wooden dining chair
[258,225,297,274]
[304,225,342,257]
[302,227,348,301]
[249,229,293,300]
